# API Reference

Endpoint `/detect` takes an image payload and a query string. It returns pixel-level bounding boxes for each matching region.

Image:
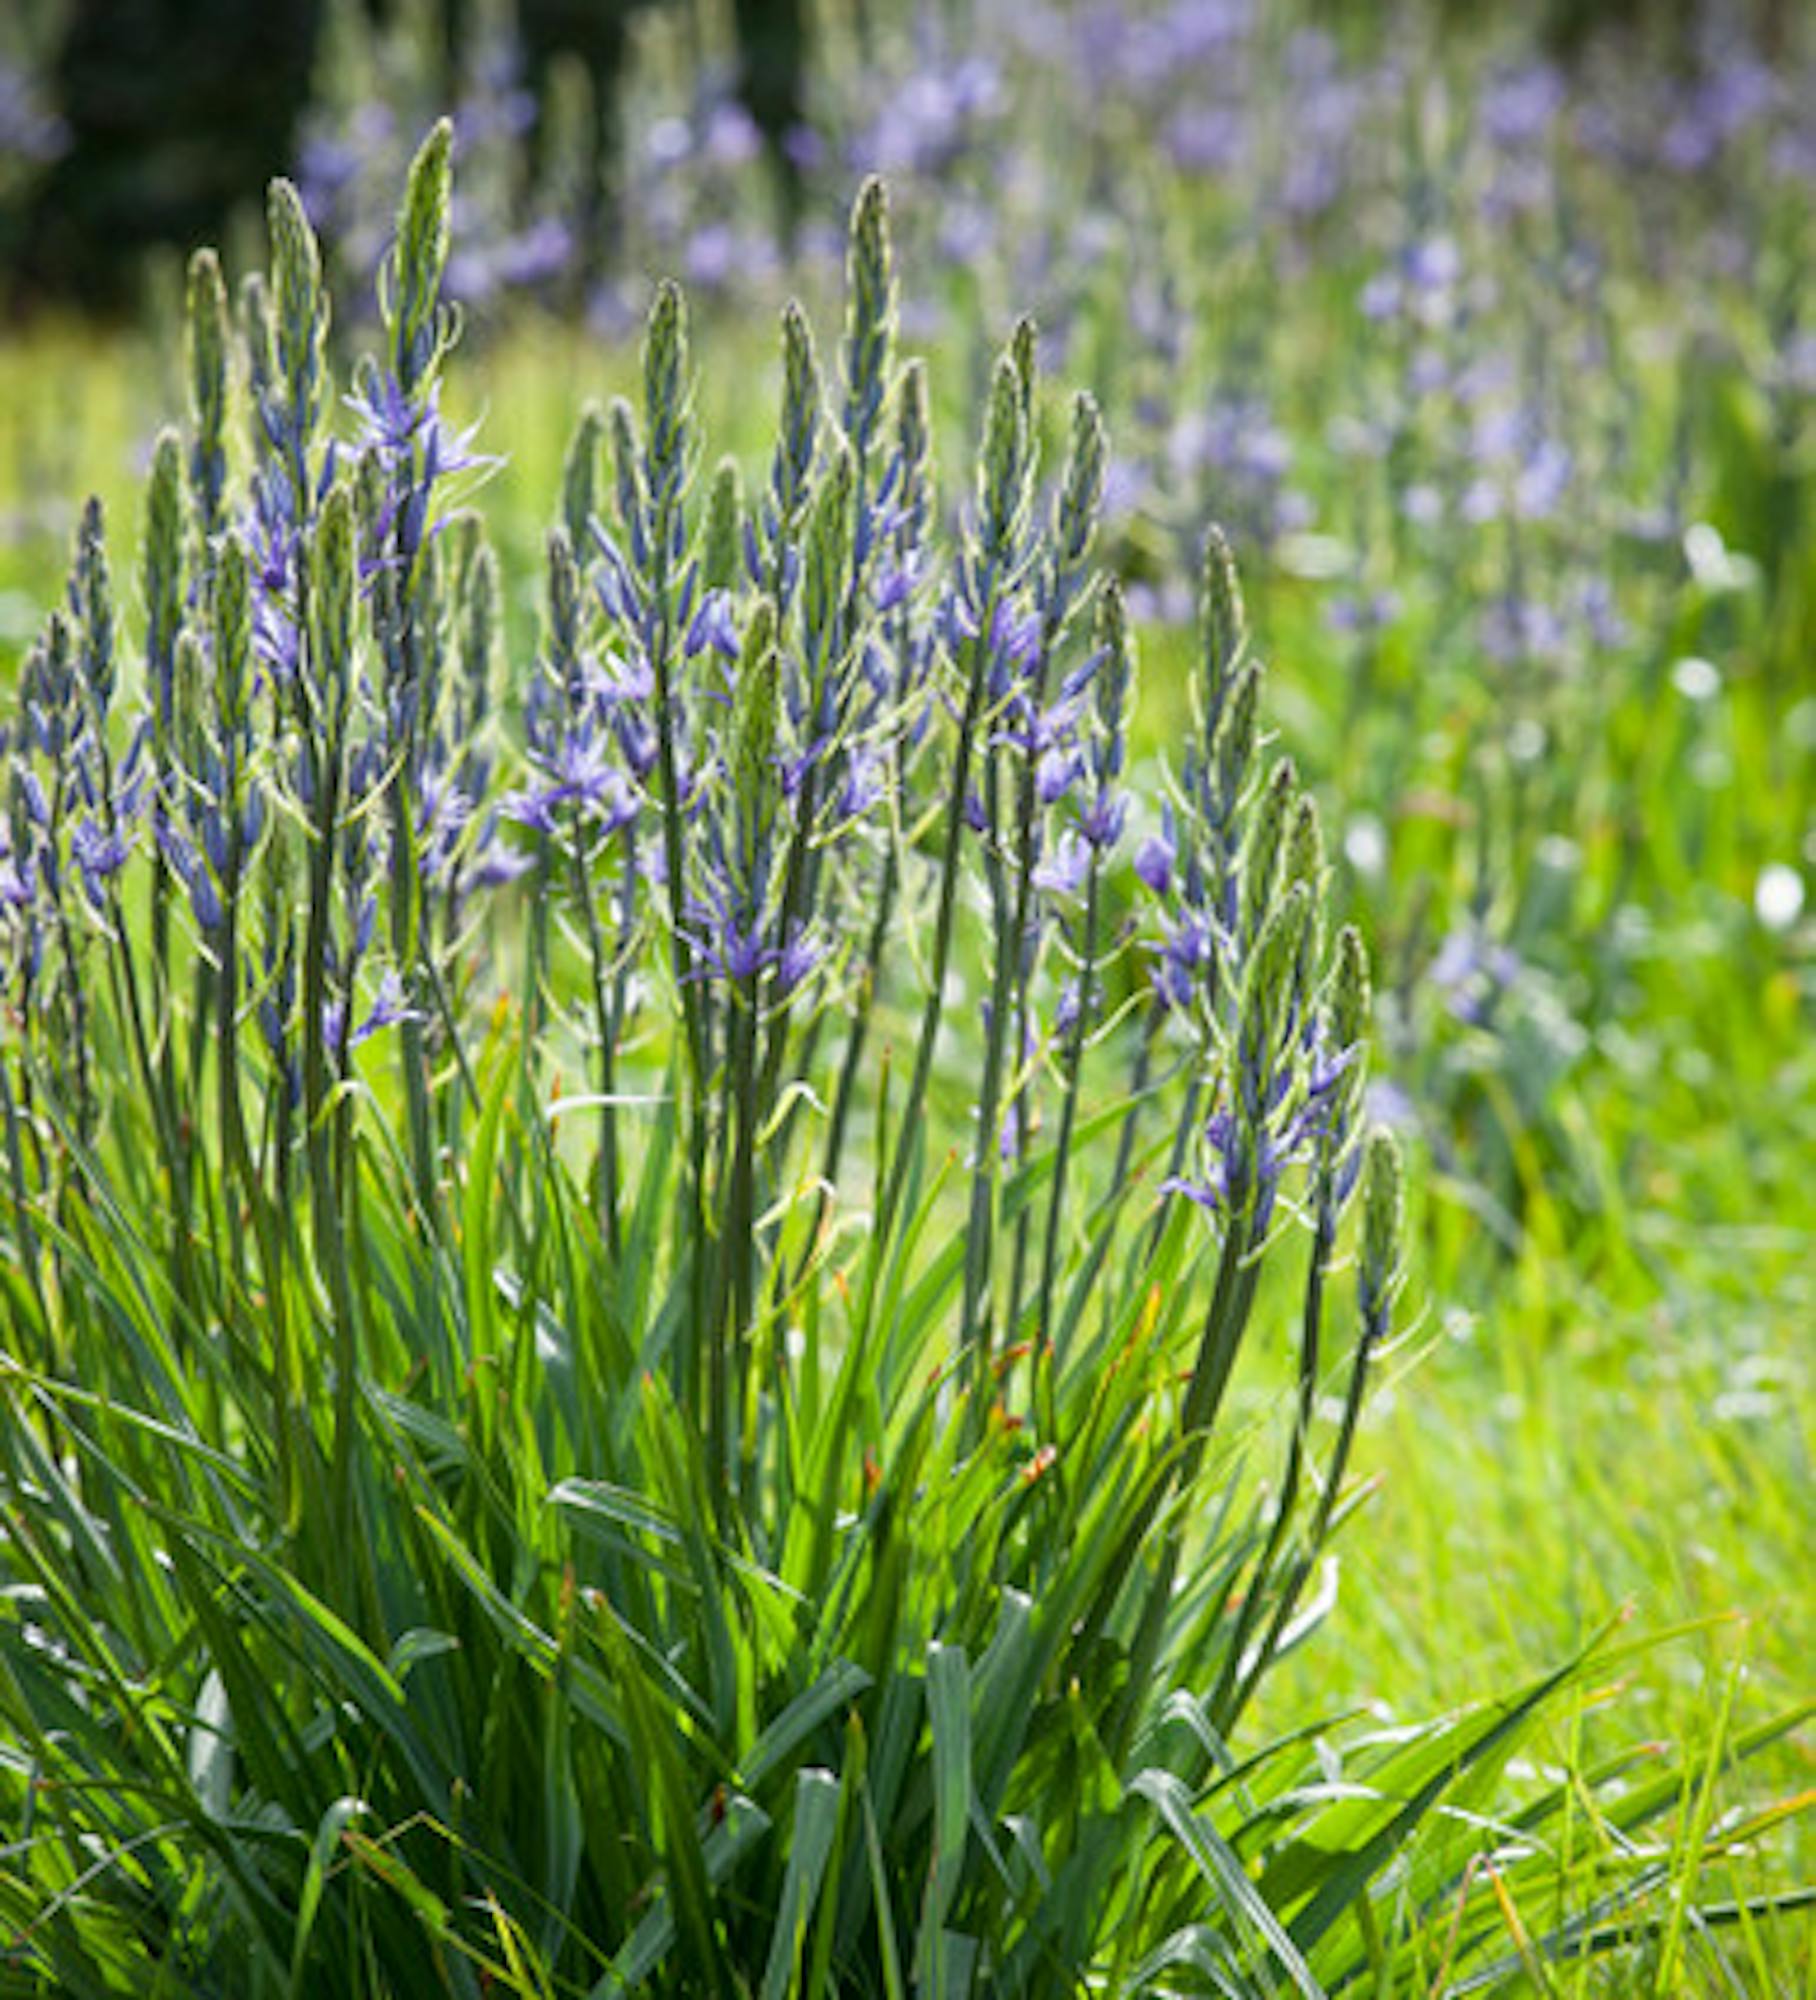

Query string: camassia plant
[1,125,1770,2000]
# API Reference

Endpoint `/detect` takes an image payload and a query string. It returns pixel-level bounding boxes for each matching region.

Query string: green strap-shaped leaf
[761,1767,842,2000]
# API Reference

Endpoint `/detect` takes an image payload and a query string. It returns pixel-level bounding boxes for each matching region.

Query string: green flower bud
[213,532,253,729]
[239,271,276,411]
[1055,390,1107,569]
[446,510,480,579]
[186,248,230,534]
[1319,923,1372,1185]
[1359,1129,1404,1328]
[778,298,822,522]
[267,177,328,421]
[844,177,896,453]
[562,401,604,555]
[978,352,1028,560]
[144,432,186,736]
[1094,575,1134,737]
[1199,524,1246,727]
[1236,881,1311,1121]
[310,483,357,703]
[390,117,453,392]
[732,596,780,839]
[642,280,691,500]
[609,396,647,542]
[803,443,855,655]
[545,526,581,677]
[1284,795,1326,995]
[73,497,114,719]
[1212,661,1260,813]
[1246,881,1308,1036]
[1010,315,1038,435]
[460,539,499,732]
[897,356,930,479]
[259,809,298,954]
[1330,924,1371,1055]
[173,629,207,773]
[1242,757,1296,932]
[703,457,742,593]
[353,425,389,539]
[1285,796,1323,895]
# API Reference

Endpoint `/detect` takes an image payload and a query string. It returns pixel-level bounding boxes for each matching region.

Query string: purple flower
[836,747,886,820]
[157,823,222,932]
[685,591,740,662]
[502,735,638,837]
[1134,826,1176,897]
[1054,979,1083,1038]
[1164,1107,1256,1222]
[1033,829,1091,898]
[873,556,917,613]
[1036,747,1084,806]
[1079,789,1127,851]
[777,925,824,997]
[990,600,1042,675]
[69,818,131,908]
[351,967,424,1047]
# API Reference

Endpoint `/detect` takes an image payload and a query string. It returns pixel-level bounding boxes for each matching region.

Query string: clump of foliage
[1,124,1801,1998]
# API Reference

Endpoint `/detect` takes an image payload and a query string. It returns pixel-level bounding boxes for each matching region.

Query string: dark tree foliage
[14,0,813,305]
[733,0,809,235]
[20,0,321,308]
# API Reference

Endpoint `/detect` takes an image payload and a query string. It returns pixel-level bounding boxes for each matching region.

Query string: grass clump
[0,124,1805,1998]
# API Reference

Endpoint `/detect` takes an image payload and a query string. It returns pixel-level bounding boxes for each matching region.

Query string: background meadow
[0,0,1810,1992]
